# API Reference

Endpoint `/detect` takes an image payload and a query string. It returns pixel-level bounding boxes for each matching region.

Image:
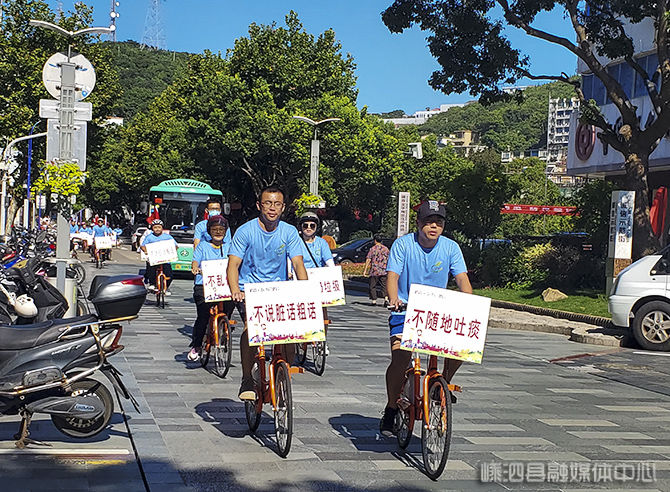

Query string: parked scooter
[0,274,146,447]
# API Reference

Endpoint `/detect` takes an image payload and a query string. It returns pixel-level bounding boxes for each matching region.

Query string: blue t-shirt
[386,233,467,305]
[194,219,232,244]
[92,225,111,237]
[299,236,333,269]
[193,240,230,285]
[141,232,178,247]
[229,219,303,290]
[69,224,79,233]
[79,227,93,235]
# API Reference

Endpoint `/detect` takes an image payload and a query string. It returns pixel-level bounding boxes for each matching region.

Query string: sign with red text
[145,240,178,266]
[306,266,346,306]
[201,259,231,302]
[401,284,491,363]
[245,280,325,346]
[94,236,114,250]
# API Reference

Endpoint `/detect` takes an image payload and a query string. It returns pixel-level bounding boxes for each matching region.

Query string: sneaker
[239,378,256,401]
[371,299,377,306]
[187,347,200,361]
[379,406,398,437]
[325,344,330,356]
[165,290,172,296]
[147,285,156,293]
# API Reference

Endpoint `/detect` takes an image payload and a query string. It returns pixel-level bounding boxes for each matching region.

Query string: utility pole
[292,116,341,197]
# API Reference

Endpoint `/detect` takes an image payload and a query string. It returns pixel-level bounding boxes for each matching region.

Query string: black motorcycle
[0,274,146,447]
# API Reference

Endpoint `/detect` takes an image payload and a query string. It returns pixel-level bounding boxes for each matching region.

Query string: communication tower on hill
[141,0,166,50]
[109,1,120,42]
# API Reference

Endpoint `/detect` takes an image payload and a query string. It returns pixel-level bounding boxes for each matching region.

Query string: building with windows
[382,103,466,127]
[437,130,487,156]
[547,97,579,162]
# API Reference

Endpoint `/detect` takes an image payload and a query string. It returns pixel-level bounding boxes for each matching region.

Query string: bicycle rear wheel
[421,376,452,480]
[213,317,232,378]
[245,362,262,432]
[312,341,326,376]
[295,343,307,366]
[274,361,293,458]
[396,374,415,449]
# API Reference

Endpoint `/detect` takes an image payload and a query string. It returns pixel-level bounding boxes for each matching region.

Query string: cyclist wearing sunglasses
[297,212,335,269]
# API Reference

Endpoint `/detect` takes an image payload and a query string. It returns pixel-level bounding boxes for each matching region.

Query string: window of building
[619,62,634,99]
[582,74,593,101]
[592,75,607,105]
[647,53,660,91]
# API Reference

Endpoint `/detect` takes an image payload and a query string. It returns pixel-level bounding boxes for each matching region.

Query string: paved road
[4,246,670,491]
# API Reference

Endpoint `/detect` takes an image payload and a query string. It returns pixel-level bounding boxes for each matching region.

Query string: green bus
[149,179,223,273]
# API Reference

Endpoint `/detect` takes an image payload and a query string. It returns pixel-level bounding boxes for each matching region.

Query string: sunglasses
[302,222,317,230]
[210,227,226,234]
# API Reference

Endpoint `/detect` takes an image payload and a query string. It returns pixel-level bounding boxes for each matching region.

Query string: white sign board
[94,236,114,250]
[39,99,92,121]
[46,118,87,171]
[245,280,325,346]
[201,259,232,302]
[607,191,635,260]
[145,240,178,266]
[400,284,491,364]
[42,52,96,101]
[71,232,93,244]
[306,266,346,306]
[397,191,410,237]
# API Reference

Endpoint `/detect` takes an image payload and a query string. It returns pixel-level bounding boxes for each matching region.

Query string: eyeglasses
[260,200,284,209]
[210,227,226,234]
[301,222,316,230]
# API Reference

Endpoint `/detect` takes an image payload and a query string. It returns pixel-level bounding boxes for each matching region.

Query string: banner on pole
[145,240,178,266]
[306,266,345,306]
[201,259,232,302]
[245,280,325,346]
[400,284,491,363]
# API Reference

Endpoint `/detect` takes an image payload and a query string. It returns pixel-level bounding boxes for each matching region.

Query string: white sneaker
[147,285,156,293]
[165,290,172,296]
[187,347,200,361]
[325,344,330,356]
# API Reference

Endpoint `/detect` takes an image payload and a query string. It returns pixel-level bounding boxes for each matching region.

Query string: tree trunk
[5,196,20,235]
[624,153,660,259]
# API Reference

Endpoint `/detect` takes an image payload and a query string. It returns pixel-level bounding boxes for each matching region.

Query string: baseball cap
[417,200,446,221]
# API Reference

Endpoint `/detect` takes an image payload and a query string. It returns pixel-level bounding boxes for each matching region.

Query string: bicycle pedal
[289,366,304,374]
[229,319,236,325]
[447,384,462,393]
[397,398,412,411]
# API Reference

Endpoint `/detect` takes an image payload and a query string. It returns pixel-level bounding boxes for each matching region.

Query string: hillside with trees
[103,40,190,120]
[418,82,575,152]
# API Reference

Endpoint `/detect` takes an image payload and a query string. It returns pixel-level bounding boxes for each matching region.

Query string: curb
[344,279,630,349]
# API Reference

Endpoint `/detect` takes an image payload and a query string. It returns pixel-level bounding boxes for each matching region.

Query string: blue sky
[48,1,578,114]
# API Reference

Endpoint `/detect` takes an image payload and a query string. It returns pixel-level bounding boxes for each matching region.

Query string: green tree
[383,0,669,258]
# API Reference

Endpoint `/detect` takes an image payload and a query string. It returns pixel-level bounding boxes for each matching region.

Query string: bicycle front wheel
[396,374,415,449]
[199,338,211,368]
[245,362,262,433]
[274,361,293,458]
[421,376,452,480]
[313,341,326,376]
[213,317,232,378]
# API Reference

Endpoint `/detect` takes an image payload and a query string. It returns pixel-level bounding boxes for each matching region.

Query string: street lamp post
[292,116,341,196]
[29,20,114,292]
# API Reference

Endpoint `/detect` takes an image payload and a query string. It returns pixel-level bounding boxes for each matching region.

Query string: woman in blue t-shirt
[188,215,235,362]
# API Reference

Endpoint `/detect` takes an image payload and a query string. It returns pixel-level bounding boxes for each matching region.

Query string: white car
[131,227,147,251]
[608,248,670,351]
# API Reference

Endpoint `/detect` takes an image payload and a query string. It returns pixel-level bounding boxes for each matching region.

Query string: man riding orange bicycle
[381,200,473,437]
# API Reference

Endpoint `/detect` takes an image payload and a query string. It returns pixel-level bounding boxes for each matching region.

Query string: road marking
[633,351,670,357]
[0,448,131,456]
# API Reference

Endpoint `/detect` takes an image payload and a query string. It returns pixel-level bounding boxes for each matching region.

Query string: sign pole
[606,190,635,295]
[309,134,320,196]
[55,50,78,292]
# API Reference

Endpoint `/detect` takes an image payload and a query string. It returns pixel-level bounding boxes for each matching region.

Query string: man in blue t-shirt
[227,186,308,400]
[92,218,113,260]
[379,200,473,437]
[141,219,178,294]
[193,198,232,249]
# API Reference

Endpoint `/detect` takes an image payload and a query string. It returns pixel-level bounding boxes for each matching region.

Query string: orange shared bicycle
[155,265,167,308]
[199,301,235,378]
[245,344,303,457]
[395,351,461,480]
